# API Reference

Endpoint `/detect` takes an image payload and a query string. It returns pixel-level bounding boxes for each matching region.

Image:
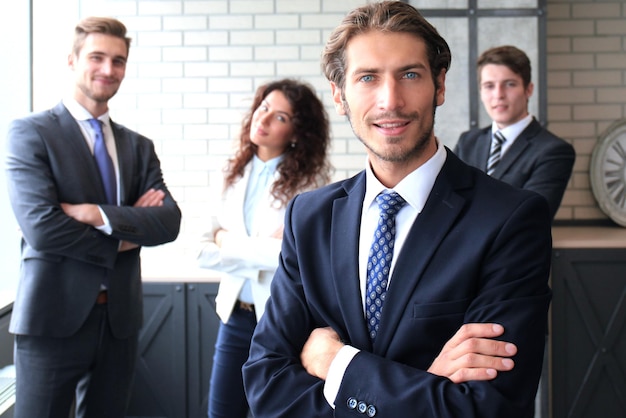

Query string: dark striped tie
[487,131,506,176]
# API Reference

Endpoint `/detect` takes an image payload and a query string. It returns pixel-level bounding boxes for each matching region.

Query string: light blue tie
[88,118,117,205]
[366,191,406,341]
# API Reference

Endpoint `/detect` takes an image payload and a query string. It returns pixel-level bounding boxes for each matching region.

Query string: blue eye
[405,72,418,79]
[360,75,374,83]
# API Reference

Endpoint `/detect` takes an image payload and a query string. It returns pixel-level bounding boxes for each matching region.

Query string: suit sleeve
[517,139,575,220]
[244,191,552,418]
[243,195,335,418]
[5,117,119,267]
[100,135,181,247]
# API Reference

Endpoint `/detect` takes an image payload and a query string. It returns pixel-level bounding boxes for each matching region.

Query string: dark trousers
[208,304,257,418]
[14,303,138,418]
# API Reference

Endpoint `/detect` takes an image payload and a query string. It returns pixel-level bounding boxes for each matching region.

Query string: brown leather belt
[96,291,108,304]
[238,301,254,312]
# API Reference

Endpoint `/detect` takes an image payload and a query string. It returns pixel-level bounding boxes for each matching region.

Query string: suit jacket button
[347,397,357,409]
[367,404,377,417]
[357,401,367,413]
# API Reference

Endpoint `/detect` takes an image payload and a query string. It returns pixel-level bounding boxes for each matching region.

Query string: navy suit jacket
[454,118,575,220]
[243,149,552,417]
[6,102,181,339]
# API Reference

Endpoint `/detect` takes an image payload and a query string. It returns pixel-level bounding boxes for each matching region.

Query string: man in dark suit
[5,17,181,418]
[243,2,552,417]
[454,45,575,220]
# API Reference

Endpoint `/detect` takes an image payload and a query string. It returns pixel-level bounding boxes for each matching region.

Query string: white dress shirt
[492,113,533,157]
[323,140,447,407]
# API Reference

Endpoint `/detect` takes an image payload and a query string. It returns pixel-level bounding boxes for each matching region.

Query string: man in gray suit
[454,45,575,220]
[5,17,181,418]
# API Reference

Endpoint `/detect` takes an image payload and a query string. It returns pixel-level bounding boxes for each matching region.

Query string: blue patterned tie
[366,191,406,341]
[88,118,117,205]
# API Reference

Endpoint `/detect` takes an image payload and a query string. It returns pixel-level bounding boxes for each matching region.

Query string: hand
[214,228,227,247]
[118,189,165,252]
[427,323,517,383]
[301,327,344,381]
[61,203,103,227]
[270,225,284,239]
[119,240,139,252]
[134,188,165,207]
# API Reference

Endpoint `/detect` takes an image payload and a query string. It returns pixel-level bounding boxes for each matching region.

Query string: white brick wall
[68,0,369,254]
[33,0,625,255]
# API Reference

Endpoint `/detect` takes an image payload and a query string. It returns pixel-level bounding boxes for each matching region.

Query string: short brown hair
[73,17,132,57]
[321,1,451,92]
[477,45,531,88]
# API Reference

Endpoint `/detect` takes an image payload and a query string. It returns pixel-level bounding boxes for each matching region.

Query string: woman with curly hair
[200,78,332,418]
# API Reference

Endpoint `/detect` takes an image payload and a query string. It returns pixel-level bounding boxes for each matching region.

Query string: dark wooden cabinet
[127,282,219,418]
[550,228,626,418]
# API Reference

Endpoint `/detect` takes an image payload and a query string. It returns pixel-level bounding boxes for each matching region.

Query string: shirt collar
[62,97,110,124]
[250,154,283,176]
[364,138,447,214]
[492,113,533,143]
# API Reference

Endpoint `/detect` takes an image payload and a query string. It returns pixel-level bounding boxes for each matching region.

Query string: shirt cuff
[95,206,112,235]
[323,344,360,409]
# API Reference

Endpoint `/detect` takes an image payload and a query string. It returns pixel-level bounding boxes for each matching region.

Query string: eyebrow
[262,99,293,120]
[352,62,429,76]
[88,51,128,63]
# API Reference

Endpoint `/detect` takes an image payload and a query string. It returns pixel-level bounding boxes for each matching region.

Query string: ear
[526,81,534,100]
[330,82,346,116]
[435,69,446,107]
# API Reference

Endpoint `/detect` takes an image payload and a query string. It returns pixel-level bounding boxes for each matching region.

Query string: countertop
[552,226,626,249]
[140,243,220,283]
[138,226,626,282]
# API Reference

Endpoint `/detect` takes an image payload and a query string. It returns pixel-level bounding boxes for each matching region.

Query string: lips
[374,120,410,136]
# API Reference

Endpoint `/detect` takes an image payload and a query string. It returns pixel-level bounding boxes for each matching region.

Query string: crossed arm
[301,323,517,384]
[61,188,166,252]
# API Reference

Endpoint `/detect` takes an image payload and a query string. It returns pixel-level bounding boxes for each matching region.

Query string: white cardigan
[198,162,285,323]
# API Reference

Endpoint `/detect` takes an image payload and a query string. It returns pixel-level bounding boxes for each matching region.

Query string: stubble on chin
[344,112,433,164]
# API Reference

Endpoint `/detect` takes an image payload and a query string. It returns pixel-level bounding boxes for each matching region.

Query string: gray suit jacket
[454,118,575,219]
[5,102,181,339]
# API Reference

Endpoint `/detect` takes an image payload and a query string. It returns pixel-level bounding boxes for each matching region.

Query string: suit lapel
[109,121,129,206]
[53,104,111,202]
[477,128,491,170]
[374,151,470,353]
[493,119,540,179]
[330,173,373,350]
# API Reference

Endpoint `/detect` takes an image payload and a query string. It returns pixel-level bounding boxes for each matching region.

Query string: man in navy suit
[5,17,181,418]
[454,45,575,220]
[243,2,551,417]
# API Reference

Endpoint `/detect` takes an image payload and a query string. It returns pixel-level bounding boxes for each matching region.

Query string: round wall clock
[590,119,626,227]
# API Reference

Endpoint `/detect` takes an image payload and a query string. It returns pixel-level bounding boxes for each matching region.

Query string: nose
[258,112,272,125]
[100,58,113,75]
[377,78,404,111]
[494,84,505,98]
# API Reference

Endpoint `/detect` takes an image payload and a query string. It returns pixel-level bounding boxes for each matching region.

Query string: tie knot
[88,118,104,135]
[376,191,406,217]
[494,131,506,144]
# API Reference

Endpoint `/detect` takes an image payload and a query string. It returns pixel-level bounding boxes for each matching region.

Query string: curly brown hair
[224,79,332,207]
